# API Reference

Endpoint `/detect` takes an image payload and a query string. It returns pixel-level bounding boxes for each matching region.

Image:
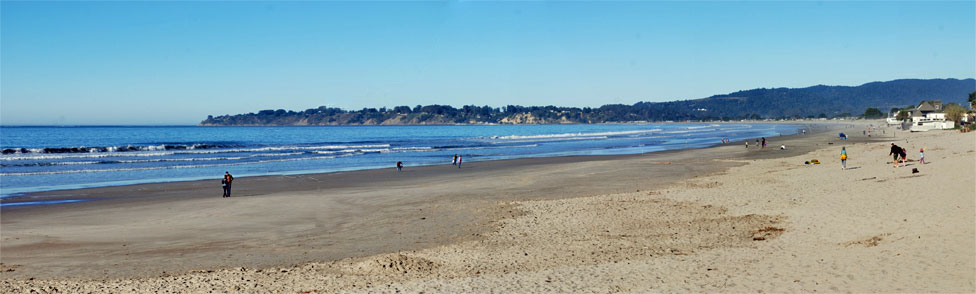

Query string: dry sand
[2,123,974,292]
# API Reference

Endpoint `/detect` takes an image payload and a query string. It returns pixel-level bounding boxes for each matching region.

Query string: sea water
[0,124,803,197]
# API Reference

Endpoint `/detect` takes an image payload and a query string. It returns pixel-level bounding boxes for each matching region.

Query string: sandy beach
[2,122,973,292]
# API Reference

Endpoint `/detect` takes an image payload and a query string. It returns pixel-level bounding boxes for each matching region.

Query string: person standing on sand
[745,141,749,148]
[840,147,848,170]
[221,178,229,197]
[396,161,403,172]
[223,171,234,197]
[452,154,458,165]
[919,148,926,164]
[761,137,767,149]
[457,155,462,168]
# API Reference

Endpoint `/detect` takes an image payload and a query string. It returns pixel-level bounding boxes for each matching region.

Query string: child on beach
[745,141,749,148]
[840,147,847,170]
[221,179,228,197]
[919,148,925,164]
[457,155,462,168]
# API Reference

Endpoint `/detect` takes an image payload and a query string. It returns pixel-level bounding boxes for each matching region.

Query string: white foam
[0,156,337,176]
[0,152,175,161]
[169,144,392,155]
[482,129,664,142]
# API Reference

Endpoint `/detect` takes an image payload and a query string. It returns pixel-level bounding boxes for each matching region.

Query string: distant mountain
[670,78,976,119]
[200,78,975,125]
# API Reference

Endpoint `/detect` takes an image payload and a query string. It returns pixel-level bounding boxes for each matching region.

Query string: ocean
[0,123,804,197]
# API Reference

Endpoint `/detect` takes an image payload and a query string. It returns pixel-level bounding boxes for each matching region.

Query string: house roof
[917,100,943,112]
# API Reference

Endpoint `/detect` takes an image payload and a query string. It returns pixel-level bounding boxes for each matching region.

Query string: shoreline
[0,121,821,200]
[1,121,849,205]
[4,122,970,292]
[0,122,871,281]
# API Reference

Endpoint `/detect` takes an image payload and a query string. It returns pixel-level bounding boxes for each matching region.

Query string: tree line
[200,79,976,126]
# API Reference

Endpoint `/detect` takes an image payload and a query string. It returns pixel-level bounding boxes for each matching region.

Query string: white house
[902,100,954,131]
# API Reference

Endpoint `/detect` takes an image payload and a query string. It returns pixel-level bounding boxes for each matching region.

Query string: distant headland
[200,78,975,126]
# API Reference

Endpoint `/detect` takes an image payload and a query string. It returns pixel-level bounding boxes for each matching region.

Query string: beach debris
[752,226,785,241]
[0,263,19,273]
[351,253,438,275]
[860,177,877,181]
[912,168,919,174]
[842,233,892,247]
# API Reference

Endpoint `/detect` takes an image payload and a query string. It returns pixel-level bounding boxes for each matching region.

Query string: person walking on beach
[761,137,767,149]
[919,148,926,164]
[745,140,749,148]
[452,154,458,165]
[889,143,903,168]
[755,139,759,148]
[457,155,462,168]
[840,147,848,170]
[223,171,234,197]
[396,161,403,172]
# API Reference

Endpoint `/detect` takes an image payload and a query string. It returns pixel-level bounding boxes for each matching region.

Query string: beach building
[901,100,955,131]
[962,112,975,124]
[885,110,901,126]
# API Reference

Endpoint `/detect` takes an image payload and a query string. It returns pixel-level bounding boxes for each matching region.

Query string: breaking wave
[0,143,237,155]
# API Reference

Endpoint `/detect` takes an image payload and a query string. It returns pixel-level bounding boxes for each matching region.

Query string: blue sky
[2,1,974,125]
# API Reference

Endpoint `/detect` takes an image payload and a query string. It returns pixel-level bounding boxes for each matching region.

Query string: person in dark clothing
[396,161,403,172]
[224,171,234,197]
[221,179,228,197]
[889,143,903,168]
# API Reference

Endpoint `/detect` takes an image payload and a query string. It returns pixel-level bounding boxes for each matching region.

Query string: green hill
[200,78,975,125]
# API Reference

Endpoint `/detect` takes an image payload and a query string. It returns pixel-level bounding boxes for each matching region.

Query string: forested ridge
[200,78,975,125]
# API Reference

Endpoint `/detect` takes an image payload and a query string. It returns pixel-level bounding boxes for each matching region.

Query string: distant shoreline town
[200,78,974,126]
